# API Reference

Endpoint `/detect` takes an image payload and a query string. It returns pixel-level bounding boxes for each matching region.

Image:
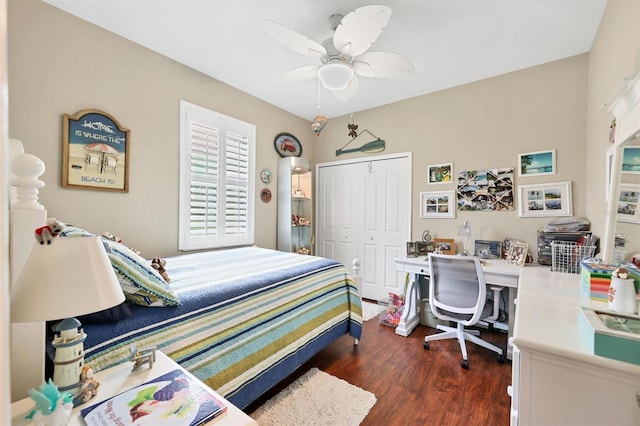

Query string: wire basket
[551,241,597,274]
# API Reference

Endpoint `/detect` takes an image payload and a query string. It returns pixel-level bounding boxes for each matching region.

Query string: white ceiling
[42,0,607,122]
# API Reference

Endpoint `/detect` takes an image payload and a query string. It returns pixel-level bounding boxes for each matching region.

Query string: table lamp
[457,221,472,256]
[11,236,125,395]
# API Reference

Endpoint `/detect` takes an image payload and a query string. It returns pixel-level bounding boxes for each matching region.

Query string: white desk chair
[424,253,505,369]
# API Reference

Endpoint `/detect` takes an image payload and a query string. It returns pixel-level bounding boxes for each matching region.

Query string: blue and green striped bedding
[82,247,363,409]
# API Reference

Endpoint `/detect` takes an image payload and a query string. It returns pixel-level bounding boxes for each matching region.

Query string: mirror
[602,67,640,264]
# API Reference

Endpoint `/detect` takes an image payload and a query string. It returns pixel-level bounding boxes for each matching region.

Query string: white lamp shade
[317,62,354,91]
[11,236,125,322]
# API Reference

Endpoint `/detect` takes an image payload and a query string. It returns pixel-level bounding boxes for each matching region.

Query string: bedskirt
[81,247,363,408]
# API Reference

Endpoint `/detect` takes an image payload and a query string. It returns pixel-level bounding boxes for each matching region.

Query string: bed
[8,139,362,410]
[79,245,363,409]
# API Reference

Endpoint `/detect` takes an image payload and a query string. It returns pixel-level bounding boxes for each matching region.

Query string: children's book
[81,369,227,425]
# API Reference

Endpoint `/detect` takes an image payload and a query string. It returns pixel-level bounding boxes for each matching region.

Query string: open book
[81,369,226,425]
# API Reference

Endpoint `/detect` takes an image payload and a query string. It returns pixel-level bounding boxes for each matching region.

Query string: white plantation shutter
[179,101,255,250]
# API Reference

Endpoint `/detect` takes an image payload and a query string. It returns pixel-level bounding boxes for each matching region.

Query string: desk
[511,267,640,425]
[394,256,529,360]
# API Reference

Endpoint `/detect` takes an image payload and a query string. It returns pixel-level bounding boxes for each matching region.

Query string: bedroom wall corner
[1,0,11,420]
[7,0,313,257]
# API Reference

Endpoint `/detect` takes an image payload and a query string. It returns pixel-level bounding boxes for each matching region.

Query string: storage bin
[378,295,404,328]
[551,241,596,274]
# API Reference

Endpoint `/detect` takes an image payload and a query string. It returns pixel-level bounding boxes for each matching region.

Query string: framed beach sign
[427,163,453,184]
[62,109,130,192]
[518,149,556,177]
[420,190,455,218]
[517,181,572,217]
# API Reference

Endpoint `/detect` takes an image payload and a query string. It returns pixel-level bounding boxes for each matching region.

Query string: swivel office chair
[424,253,505,369]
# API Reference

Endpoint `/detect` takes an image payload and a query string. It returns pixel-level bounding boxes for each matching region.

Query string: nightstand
[11,351,257,425]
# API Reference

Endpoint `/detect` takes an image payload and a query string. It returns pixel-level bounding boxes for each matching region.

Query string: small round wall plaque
[260,169,272,184]
[260,188,272,203]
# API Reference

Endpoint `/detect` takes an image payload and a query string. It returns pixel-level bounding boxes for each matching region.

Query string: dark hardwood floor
[246,309,513,425]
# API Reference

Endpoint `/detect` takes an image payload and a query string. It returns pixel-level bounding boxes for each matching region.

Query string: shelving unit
[277,157,313,255]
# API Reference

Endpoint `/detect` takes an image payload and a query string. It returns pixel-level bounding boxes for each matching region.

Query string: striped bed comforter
[82,247,363,409]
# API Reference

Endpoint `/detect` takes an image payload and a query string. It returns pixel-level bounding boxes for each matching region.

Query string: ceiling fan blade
[332,75,359,103]
[333,5,392,57]
[280,65,320,81]
[264,20,327,58]
[353,52,414,78]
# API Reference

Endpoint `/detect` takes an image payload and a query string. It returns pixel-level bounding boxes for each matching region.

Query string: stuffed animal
[34,218,66,245]
[151,257,170,283]
[102,232,123,244]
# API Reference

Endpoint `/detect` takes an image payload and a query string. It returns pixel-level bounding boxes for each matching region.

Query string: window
[179,101,255,250]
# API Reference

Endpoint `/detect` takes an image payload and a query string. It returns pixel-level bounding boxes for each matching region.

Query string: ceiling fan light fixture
[317,61,354,91]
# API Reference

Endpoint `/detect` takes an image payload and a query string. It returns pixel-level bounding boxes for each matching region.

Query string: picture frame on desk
[434,238,456,255]
[474,240,502,259]
[506,241,529,265]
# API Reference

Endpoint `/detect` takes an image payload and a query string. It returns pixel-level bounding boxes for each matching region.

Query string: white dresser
[511,267,640,425]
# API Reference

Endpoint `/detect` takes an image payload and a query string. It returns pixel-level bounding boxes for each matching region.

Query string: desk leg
[395,274,420,337]
[507,287,516,360]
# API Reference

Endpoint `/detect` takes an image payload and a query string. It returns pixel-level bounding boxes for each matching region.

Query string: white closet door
[316,153,411,301]
[361,157,410,300]
[316,163,360,269]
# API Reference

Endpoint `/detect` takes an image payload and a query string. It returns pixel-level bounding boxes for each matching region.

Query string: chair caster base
[424,341,430,350]
[498,353,505,363]
[461,359,469,369]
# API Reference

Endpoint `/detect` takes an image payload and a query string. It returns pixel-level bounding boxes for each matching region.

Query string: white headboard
[8,138,47,401]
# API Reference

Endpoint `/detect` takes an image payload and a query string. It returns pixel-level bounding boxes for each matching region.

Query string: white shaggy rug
[361,300,379,321]
[252,368,377,426]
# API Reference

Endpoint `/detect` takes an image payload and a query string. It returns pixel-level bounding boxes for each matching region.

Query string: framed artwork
[62,109,130,192]
[274,133,302,157]
[427,163,453,184]
[616,183,640,224]
[517,181,573,217]
[506,241,529,266]
[621,146,640,174]
[457,167,514,211]
[419,190,455,218]
[474,240,502,259]
[518,149,556,177]
[434,238,456,255]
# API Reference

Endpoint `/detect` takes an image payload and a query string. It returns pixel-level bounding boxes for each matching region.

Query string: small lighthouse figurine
[52,318,87,392]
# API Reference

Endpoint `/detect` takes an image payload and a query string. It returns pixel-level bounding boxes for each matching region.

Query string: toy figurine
[34,218,65,245]
[130,345,157,370]
[25,379,73,425]
[72,365,100,407]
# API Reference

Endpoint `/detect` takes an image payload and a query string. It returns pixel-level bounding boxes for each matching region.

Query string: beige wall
[314,55,589,255]
[7,0,312,257]
[7,0,640,259]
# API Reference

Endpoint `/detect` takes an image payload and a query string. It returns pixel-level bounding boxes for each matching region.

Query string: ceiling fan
[264,5,414,102]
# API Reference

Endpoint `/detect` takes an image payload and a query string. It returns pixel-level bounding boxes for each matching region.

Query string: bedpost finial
[10,153,45,210]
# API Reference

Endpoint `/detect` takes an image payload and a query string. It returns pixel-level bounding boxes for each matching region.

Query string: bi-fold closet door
[316,153,411,301]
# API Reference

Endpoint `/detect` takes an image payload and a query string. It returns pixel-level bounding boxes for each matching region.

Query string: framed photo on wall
[616,183,640,224]
[427,163,453,184]
[434,238,456,255]
[622,146,640,174]
[517,181,572,217]
[420,190,455,218]
[518,149,556,177]
[62,109,130,192]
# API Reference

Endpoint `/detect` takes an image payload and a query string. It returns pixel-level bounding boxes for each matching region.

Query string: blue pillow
[101,238,180,307]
